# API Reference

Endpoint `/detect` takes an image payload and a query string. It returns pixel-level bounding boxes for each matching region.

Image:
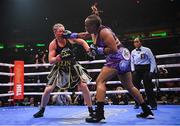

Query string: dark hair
[86,14,102,27]
[134,37,143,43]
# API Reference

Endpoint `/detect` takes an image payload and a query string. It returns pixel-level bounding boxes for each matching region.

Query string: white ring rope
[0,63,14,67]
[0,72,14,76]
[0,78,180,87]
[0,93,14,97]
[24,63,51,68]
[157,64,180,68]
[0,53,180,98]
[0,63,180,76]
[0,87,180,97]
[0,53,180,67]
[155,53,180,59]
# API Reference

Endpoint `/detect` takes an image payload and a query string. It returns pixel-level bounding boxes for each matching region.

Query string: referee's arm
[148,49,156,73]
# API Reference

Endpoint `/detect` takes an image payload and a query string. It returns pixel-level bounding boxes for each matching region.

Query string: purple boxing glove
[97,47,104,55]
[63,30,78,39]
[90,44,104,56]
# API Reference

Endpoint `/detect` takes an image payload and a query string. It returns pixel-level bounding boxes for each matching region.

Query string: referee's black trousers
[132,64,157,107]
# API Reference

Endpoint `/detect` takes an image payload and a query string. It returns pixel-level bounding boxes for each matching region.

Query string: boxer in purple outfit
[84,15,154,122]
[64,15,155,123]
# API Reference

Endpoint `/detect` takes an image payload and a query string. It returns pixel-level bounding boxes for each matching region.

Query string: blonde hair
[53,23,64,31]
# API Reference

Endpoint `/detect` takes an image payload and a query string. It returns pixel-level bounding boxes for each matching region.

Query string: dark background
[0,0,180,63]
[0,0,180,106]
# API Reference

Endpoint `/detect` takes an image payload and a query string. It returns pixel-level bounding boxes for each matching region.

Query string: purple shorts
[104,47,131,74]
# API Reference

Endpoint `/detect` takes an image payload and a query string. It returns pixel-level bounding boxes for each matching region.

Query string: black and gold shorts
[47,61,92,90]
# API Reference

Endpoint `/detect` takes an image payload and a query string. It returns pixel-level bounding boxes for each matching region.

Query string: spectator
[0,100,3,107]
[110,87,129,105]
[34,51,49,83]
[74,95,84,105]
[23,97,30,106]
[30,97,35,106]
[52,89,71,105]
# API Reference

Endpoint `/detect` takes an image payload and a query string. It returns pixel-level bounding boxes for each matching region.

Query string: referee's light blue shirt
[131,46,156,72]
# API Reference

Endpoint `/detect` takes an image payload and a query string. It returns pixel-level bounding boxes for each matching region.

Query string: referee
[131,37,157,110]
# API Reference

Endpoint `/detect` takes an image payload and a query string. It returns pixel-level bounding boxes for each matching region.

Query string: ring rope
[0,53,180,67]
[0,78,180,86]
[0,63,14,67]
[0,87,180,97]
[0,63,180,76]
[155,53,180,59]
[0,53,180,98]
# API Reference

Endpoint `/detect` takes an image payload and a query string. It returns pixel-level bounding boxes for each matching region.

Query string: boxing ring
[0,53,180,126]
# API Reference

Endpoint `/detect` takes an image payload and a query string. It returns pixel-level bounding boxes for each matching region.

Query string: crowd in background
[0,38,180,107]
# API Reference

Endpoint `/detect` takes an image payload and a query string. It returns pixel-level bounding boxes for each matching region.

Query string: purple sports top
[96,25,131,74]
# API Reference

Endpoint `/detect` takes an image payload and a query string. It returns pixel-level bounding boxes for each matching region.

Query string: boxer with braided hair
[84,14,154,123]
